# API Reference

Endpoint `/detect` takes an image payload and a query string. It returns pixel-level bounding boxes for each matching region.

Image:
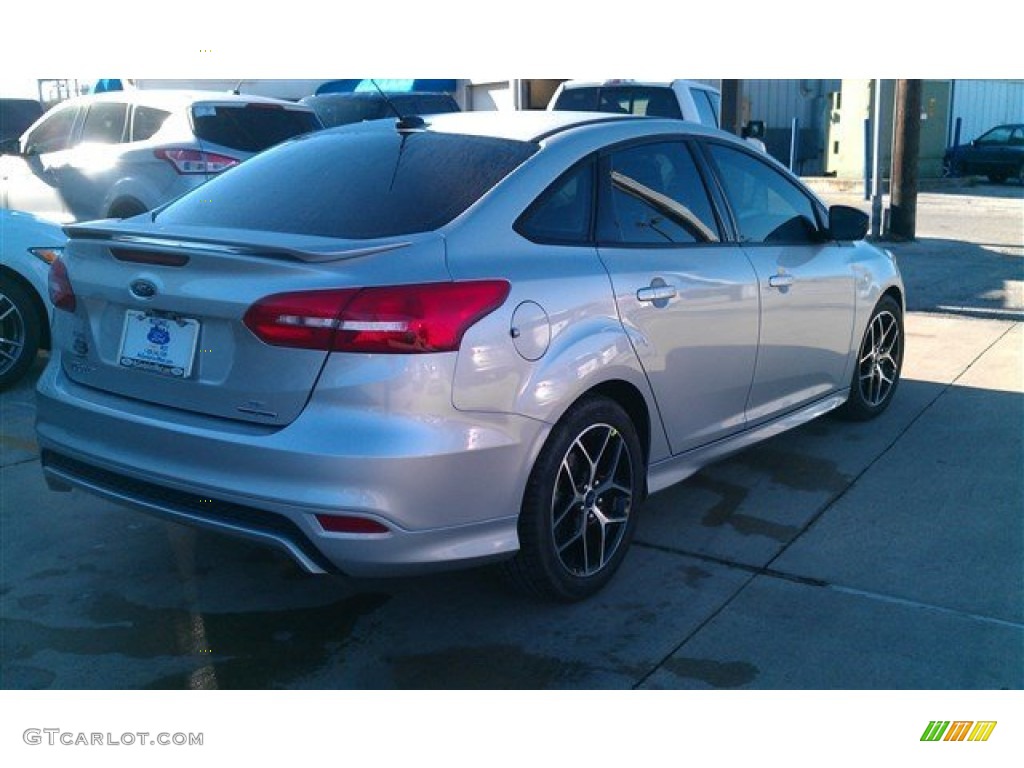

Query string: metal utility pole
[889,79,922,240]
[870,79,884,238]
[720,80,743,136]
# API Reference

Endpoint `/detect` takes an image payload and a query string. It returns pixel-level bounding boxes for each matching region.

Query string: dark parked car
[943,123,1024,183]
[0,97,44,143]
[299,92,459,128]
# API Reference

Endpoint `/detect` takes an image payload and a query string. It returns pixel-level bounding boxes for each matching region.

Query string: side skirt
[646,393,848,494]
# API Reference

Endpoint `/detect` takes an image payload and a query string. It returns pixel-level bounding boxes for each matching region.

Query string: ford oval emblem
[130,279,157,299]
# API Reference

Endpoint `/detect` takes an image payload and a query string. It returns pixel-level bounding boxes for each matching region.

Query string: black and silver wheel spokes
[0,294,27,376]
[551,424,634,577]
[857,310,900,407]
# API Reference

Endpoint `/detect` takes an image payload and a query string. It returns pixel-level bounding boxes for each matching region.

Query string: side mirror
[828,205,869,241]
[0,137,21,155]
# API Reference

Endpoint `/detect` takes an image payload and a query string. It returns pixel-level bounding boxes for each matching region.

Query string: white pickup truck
[549,79,767,151]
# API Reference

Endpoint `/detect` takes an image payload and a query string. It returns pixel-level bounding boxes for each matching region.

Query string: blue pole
[864,117,872,200]
[951,117,963,176]
[789,117,799,173]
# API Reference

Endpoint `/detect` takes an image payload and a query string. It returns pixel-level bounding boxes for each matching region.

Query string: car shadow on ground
[889,238,1022,319]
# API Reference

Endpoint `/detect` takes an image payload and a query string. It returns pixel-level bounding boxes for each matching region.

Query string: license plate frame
[118,310,200,378]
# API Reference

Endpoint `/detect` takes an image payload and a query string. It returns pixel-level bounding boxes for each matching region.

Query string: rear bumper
[35,356,548,576]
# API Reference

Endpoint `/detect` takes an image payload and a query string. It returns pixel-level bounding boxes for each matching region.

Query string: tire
[505,396,644,601]
[836,295,903,421]
[0,277,42,390]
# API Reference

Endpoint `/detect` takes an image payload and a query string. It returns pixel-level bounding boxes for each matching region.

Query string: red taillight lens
[155,148,239,175]
[243,281,510,354]
[315,514,390,535]
[48,257,76,313]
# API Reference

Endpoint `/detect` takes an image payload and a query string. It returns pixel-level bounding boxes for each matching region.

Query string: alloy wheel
[0,291,27,377]
[857,310,900,407]
[551,423,634,577]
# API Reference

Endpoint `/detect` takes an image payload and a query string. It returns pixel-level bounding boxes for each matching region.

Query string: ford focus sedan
[35,112,904,600]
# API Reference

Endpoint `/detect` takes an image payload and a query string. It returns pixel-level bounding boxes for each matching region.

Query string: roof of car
[413,109,739,147]
[413,110,644,142]
[57,89,311,110]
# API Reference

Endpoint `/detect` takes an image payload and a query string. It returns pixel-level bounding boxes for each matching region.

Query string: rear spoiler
[63,223,411,264]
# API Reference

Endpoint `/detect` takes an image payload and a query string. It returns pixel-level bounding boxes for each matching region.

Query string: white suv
[548,80,723,128]
[0,90,321,223]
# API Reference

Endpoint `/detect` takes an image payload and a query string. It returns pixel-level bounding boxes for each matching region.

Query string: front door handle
[768,274,795,289]
[637,285,678,303]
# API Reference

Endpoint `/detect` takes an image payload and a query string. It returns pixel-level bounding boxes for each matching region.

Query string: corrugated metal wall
[742,80,841,174]
[950,80,1024,143]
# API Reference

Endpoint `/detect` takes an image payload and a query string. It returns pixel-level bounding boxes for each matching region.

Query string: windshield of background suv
[155,129,538,239]
[307,94,459,128]
[553,87,683,119]
[190,104,321,153]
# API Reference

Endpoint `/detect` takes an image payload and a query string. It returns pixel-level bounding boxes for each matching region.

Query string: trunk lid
[57,222,449,426]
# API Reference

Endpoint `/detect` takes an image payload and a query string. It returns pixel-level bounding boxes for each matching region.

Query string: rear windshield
[307,94,459,128]
[155,129,538,239]
[190,104,321,152]
[0,98,44,141]
[553,87,682,119]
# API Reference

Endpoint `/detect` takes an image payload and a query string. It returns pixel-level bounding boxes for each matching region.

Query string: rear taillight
[48,257,76,313]
[155,148,239,175]
[243,281,510,354]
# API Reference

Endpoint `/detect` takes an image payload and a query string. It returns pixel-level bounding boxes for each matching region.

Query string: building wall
[743,79,841,175]
[950,80,1024,143]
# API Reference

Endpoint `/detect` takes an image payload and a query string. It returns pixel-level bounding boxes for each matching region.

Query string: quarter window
[131,106,172,141]
[599,141,720,245]
[516,160,594,244]
[708,143,821,244]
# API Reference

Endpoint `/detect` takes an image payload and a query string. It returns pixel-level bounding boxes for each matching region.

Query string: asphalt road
[1,185,1021,689]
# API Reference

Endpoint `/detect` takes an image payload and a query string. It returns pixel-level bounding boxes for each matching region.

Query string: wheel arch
[585,379,653,469]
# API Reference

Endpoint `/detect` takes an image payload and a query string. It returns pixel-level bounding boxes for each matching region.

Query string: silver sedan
[35,111,904,600]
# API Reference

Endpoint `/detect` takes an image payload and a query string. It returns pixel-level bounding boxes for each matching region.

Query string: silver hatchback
[35,111,904,600]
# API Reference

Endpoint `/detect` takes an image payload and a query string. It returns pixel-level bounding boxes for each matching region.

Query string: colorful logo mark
[921,721,997,742]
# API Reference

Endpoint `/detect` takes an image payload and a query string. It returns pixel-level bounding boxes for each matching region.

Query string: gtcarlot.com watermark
[23,729,203,747]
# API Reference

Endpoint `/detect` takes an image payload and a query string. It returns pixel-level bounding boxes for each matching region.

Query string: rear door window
[190,104,321,152]
[598,141,720,245]
[156,130,538,239]
[80,102,128,144]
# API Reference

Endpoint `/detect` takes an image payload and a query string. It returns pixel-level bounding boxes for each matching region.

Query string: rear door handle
[637,286,677,303]
[768,274,795,289]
